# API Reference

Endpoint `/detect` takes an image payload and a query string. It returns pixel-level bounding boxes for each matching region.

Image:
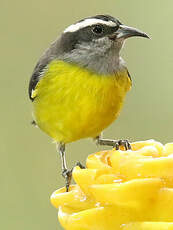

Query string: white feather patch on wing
[64,18,116,33]
[31,88,37,99]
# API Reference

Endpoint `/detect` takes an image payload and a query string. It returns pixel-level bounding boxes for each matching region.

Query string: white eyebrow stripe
[64,18,117,33]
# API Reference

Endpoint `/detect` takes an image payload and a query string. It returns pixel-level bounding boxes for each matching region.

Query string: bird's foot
[62,168,72,192]
[95,136,131,151]
[114,139,131,150]
[62,162,85,192]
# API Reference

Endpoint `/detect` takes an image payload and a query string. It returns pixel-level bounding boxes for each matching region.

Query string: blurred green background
[1,0,173,229]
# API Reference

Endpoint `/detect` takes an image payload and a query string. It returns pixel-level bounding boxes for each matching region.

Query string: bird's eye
[92,25,104,34]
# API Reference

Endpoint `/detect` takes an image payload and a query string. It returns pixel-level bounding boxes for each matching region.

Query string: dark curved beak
[110,24,150,40]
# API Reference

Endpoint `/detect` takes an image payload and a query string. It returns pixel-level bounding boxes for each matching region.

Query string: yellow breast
[32,60,131,143]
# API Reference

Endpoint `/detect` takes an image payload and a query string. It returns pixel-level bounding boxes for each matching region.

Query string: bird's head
[58,15,149,74]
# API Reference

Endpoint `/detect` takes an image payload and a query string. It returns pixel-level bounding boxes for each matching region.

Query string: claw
[75,161,85,169]
[31,120,37,127]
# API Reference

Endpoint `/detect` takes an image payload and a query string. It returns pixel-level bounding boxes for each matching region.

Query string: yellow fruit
[51,140,173,230]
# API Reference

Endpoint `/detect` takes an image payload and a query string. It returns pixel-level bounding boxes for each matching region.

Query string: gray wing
[28,30,88,100]
[28,38,61,101]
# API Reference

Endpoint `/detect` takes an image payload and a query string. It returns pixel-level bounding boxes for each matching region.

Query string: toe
[75,161,85,169]
[117,140,131,150]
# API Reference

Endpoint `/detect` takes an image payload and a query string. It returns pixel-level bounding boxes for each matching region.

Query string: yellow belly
[32,60,131,143]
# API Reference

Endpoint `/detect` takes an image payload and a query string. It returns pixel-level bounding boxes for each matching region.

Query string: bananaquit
[29,15,149,191]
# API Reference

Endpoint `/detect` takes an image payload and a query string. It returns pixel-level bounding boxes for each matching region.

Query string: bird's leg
[57,142,72,192]
[94,135,131,150]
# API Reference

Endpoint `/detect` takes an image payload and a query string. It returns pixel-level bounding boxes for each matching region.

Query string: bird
[28,15,149,191]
